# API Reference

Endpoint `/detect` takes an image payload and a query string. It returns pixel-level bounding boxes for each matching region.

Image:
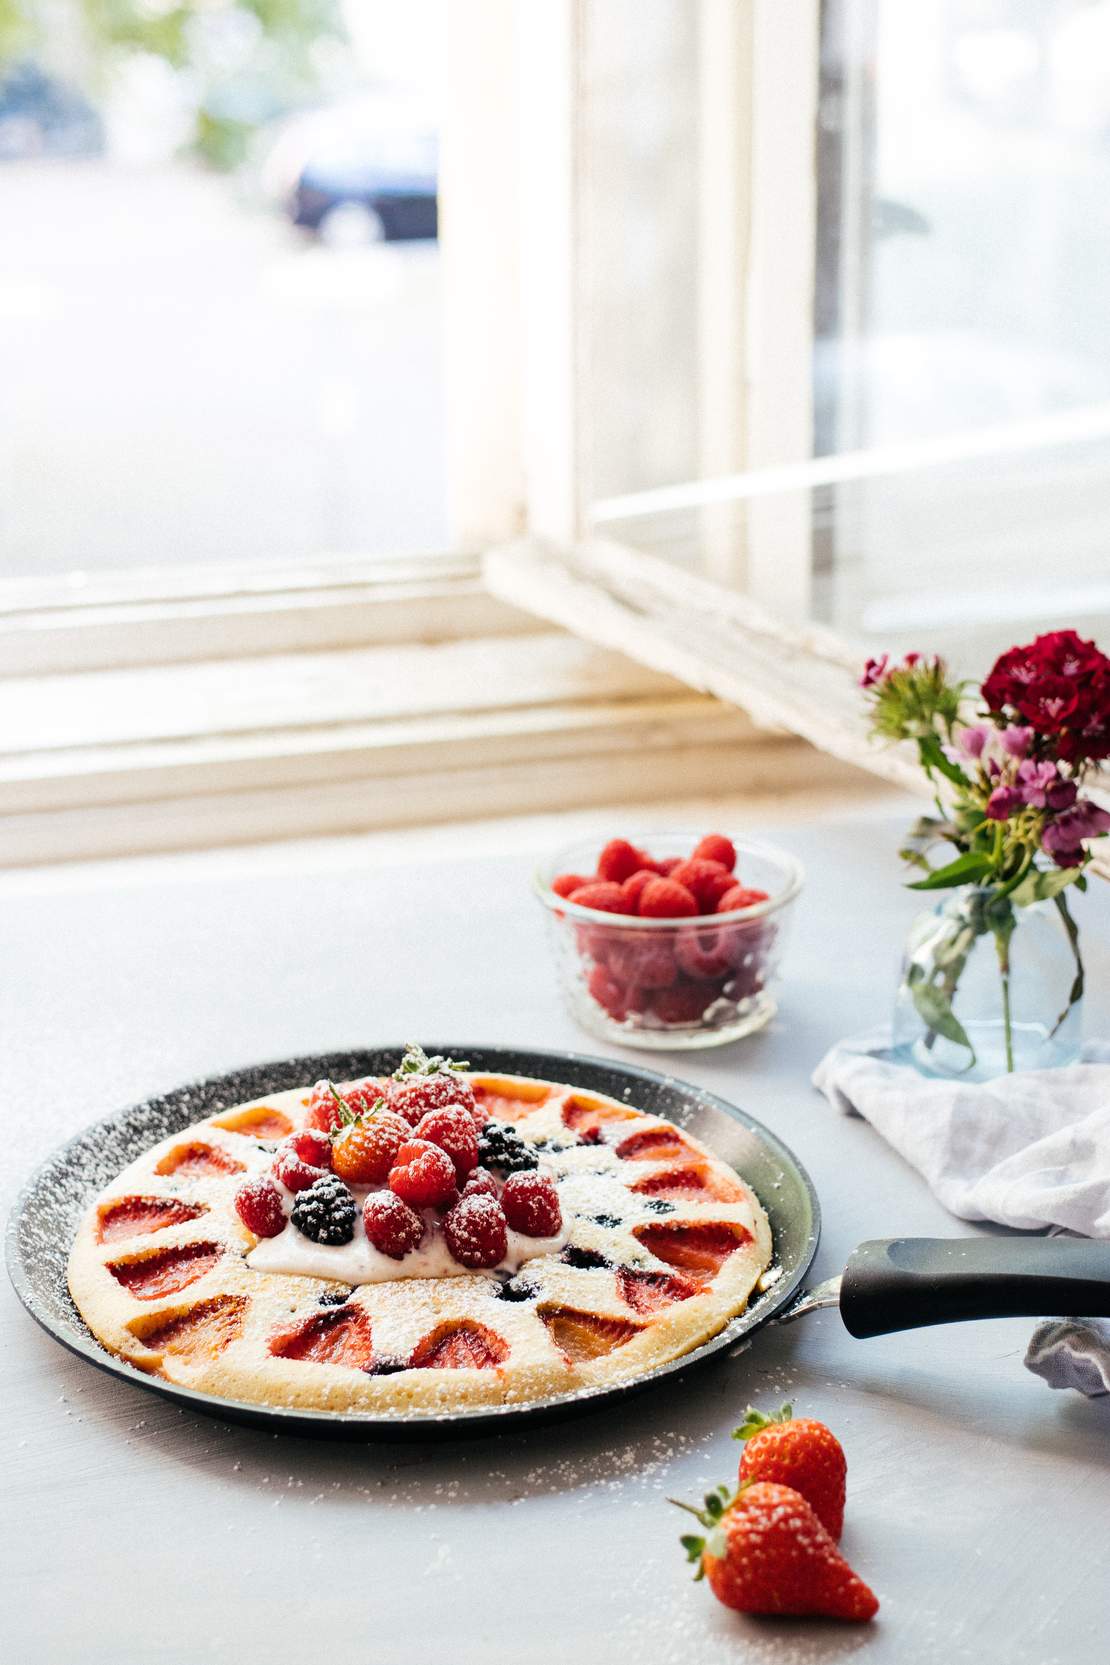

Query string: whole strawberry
[672,1482,877,1621]
[732,1402,846,1539]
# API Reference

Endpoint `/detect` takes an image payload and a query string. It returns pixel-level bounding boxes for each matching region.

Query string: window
[486,0,1110,784]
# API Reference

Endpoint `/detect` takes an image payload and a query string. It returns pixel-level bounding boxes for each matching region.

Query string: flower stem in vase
[994,924,1015,1074]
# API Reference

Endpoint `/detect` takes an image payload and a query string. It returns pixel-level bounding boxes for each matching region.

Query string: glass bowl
[533,833,804,1050]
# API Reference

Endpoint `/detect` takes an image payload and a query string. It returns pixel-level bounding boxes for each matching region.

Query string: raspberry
[596,838,647,883]
[388,1139,458,1208]
[391,1073,478,1126]
[718,884,770,913]
[290,1174,358,1245]
[304,1076,386,1133]
[670,858,734,911]
[675,928,732,980]
[639,876,698,918]
[285,1129,333,1170]
[657,856,682,876]
[552,871,591,900]
[234,1177,286,1238]
[693,832,737,871]
[651,981,720,1024]
[443,1194,508,1269]
[567,880,629,915]
[587,962,628,1020]
[619,869,656,912]
[413,1106,479,1178]
[273,1145,327,1193]
[476,1119,539,1174]
[501,1172,562,1237]
[605,938,677,990]
[363,1192,425,1260]
[462,1166,498,1199]
[331,1108,409,1185]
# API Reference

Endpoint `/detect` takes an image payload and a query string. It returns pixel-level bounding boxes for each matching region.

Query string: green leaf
[1009,867,1081,908]
[917,732,971,789]
[1049,891,1085,1037]
[393,1042,470,1080]
[908,851,994,891]
[731,1402,792,1441]
[911,982,977,1059]
[679,1534,704,1564]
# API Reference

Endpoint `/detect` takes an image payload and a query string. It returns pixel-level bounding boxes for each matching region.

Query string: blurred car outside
[259,94,437,247]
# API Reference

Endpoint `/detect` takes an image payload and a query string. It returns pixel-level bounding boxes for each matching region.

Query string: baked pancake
[68,1054,773,1415]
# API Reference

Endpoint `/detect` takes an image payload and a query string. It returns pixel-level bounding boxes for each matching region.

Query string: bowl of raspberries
[535,831,803,1049]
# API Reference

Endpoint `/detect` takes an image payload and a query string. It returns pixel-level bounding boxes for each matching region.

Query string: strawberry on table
[671,1481,877,1621]
[732,1402,847,1539]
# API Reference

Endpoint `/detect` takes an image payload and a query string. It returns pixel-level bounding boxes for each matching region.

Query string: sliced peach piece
[614,1126,693,1162]
[97,1196,207,1244]
[409,1321,509,1370]
[154,1142,245,1179]
[539,1305,644,1363]
[130,1295,248,1362]
[269,1306,376,1370]
[631,1221,751,1281]
[212,1106,293,1139]
[107,1241,223,1299]
[616,1266,700,1314]
[561,1093,639,1138]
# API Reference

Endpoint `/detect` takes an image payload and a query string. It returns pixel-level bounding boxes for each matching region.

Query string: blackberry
[560,1244,611,1270]
[291,1175,357,1245]
[643,1198,676,1215]
[318,1288,353,1307]
[592,1213,623,1229]
[363,1355,409,1376]
[494,1274,538,1302]
[476,1119,539,1175]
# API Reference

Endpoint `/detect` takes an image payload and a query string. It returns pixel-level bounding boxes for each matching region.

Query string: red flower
[983,630,1110,762]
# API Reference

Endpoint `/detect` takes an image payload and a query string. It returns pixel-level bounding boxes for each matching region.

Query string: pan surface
[6,1045,820,1439]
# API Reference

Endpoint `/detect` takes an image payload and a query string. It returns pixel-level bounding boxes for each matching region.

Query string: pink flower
[958,724,991,759]
[1042,798,1110,859]
[999,725,1032,758]
[1016,759,1059,808]
[986,785,1023,821]
[860,655,889,689]
[1046,777,1078,811]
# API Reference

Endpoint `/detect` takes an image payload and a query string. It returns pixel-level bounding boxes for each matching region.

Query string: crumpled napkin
[812,1032,1110,1395]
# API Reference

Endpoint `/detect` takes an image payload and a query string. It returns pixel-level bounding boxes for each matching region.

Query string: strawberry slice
[269,1306,375,1370]
[97,1196,207,1243]
[632,1221,750,1279]
[617,1266,700,1314]
[410,1321,509,1370]
[154,1142,244,1179]
[107,1241,222,1299]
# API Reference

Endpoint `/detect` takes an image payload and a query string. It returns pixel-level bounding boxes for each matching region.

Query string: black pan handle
[840,1236,1110,1338]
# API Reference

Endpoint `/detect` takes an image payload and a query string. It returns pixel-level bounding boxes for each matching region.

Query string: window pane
[0,5,446,579]
[574,0,1110,665]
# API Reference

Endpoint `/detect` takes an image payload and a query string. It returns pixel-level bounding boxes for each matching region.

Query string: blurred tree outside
[0,0,354,167]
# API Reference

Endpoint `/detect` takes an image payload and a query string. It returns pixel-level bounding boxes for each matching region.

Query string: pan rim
[6,1043,820,1437]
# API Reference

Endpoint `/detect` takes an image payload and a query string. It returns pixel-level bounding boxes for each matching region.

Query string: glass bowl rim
[532,832,805,930]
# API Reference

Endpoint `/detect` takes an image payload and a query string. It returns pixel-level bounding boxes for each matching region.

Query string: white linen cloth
[812,1032,1110,1394]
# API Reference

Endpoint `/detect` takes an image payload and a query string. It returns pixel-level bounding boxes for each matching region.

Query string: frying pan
[9,1045,1110,1440]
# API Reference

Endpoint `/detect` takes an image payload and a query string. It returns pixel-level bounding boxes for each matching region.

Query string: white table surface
[3,818,1109,1665]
